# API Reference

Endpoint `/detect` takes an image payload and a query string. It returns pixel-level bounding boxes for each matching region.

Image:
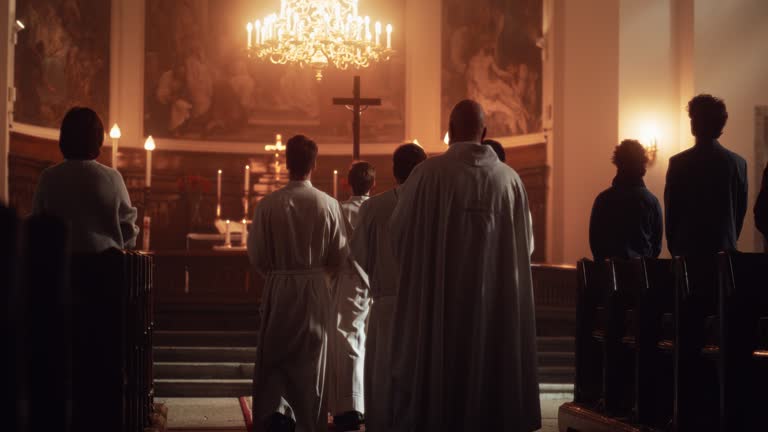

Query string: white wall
[694,0,768,253]
[549,0,620,264]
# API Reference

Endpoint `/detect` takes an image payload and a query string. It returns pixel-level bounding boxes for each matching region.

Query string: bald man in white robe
[350,144,427,432]
[248,135,349,432]
[388,100,541,431]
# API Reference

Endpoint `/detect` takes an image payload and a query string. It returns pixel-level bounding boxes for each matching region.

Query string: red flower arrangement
[177,175,213,194]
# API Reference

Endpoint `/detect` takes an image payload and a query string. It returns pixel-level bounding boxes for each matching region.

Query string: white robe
[350,188,401,431]
[248,180,349,432]
[388,142,541,431]
[32,160,139,253]
[328,196,372,415]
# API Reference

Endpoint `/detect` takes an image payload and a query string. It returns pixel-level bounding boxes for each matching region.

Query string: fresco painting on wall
[144,0,405,146]
[14,0,111,129]
[442,0,542,137]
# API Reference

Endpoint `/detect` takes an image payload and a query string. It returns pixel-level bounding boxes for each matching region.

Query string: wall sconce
[644,137,658,165]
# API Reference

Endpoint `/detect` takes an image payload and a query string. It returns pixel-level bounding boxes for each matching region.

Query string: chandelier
[246,0,394,80]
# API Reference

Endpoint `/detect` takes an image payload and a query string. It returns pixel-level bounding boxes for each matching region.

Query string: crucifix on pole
[332,76,382,160]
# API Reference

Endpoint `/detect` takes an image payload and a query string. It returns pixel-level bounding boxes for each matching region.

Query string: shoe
[333,410,364,431]
[263,412,296,432]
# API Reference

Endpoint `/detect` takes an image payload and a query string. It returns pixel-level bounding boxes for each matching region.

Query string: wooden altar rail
[560,254,768,432]
[9,211,155,432]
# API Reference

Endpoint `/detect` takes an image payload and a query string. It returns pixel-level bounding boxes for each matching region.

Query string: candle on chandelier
[280,0,286,17]
[255,20,261,45]
[375,22,381,46]
[216,169,222,218]
[386,24,392,49]
[247,22,253,48]
[144,136,155,188]
[333,170,338,199]
[244,165,251,194]
[364,16,370,38]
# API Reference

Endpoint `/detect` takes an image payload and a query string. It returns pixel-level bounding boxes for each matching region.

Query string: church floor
[157,396,569,431]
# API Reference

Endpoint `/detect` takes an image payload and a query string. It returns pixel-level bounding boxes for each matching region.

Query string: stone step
[537,351,575,367]
[154,346,257,363]
[154,378,252,398]
[537,366,575,384]
[155,362,253,380]
[154,330,259,347]
[537,336,575,353]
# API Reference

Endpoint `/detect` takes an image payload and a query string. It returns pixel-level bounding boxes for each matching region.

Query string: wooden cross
[332,76,382,160]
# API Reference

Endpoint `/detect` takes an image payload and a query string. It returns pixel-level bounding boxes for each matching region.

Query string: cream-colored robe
[350,188,401,431]
[328,195,371,415]
[248,180,349,432]
[388,142,541,431]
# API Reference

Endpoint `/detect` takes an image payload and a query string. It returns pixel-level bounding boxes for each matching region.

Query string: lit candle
[255,20,261,45]
[244,165,251,194]
[109,123,121,168]
[216,169,222,218]
[225,220,231,246]
[364,16,370,38]
[144,136,155,187]
[375,22,381,46]
[333,170,338,199]
[386,24,392,49]
[241,219,249,246]
[247,22,253,48]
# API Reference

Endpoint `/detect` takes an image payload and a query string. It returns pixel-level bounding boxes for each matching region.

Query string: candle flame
[109,123,121,139]
[144,136,156,151]
[443,131,450,145]
[218,169,222,174]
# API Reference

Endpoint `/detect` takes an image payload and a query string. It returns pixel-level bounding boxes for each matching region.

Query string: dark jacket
[664,140,748,256]
[589,176,663,261]
[755,162,768,240]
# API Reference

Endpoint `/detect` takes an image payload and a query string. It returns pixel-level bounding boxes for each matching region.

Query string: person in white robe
[32,107,138,253]
[388,100,540,431]
[350,144,427,432]
[328,161,375,430]
[248,135,350,432]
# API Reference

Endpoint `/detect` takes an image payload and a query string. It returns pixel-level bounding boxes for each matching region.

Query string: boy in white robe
[329,161,375,430]
[388,100,541,431]
[350,144,427,432]
[248,135,350,432]
[32,107,138,253]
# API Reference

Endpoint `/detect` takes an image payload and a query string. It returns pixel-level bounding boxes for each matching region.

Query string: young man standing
[329,161,376,431]
[248,135,350,432]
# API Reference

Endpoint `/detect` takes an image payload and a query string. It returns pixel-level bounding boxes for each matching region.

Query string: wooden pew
[70,249,155,432]
[673,256,721,431]
[717,252,768,430]
[19,214,73,431]
[574,259,615,408]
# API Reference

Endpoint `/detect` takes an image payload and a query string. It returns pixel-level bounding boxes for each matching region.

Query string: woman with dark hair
[32,107,139,252]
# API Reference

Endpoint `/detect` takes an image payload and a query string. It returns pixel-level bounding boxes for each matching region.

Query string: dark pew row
[559,253,768,432]
[3,209,155,432]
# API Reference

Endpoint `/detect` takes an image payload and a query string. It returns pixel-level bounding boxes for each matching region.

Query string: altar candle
[375,22,381,46]
[333,170,338,199]
[109,123,121,168]
[244,165,251,194]
[216,169,222,218]
[241,219,249,246]
[225,220,231,246]
[386,24,392,49]
[144,136,155,188]
[247,22,253,48]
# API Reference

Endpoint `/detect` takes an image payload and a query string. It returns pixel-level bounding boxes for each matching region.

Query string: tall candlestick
[216,169,222,218]
[333,170,338,199]
[144,136,155,188]
[386,24,392,49]
[224,220,231,247]
[241,219,249,246]
[244,165,251,194]
[109,123,121,168]
[142,216,151,251]
[375,21,381,46]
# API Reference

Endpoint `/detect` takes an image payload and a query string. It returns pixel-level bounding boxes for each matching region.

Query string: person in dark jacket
[755,162,768,245]
[589,139,663,261]
[665,94,748,256]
